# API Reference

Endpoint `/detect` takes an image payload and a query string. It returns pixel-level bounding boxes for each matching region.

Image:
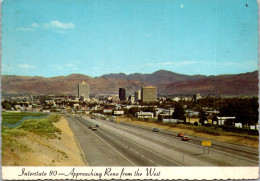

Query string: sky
[1,0,259,77]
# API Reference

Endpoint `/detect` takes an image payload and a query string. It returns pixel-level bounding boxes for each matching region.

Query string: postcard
[1,0,259,180]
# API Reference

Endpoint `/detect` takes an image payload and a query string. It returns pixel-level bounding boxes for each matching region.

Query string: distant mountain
[159,71,258,96]
[2,74,147,95]
[101,70,207,86]
[2,70,258,96]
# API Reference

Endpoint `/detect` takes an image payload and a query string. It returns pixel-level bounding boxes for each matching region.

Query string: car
[182,136,189,141]
[178,133,184,137]
[153,128,159,132]
[91,127,97,131]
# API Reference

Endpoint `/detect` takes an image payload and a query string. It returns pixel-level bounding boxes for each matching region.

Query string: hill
[1,74,147,95]
[101,70,206,86]
[2,70,258,96]
[159,71,258,96]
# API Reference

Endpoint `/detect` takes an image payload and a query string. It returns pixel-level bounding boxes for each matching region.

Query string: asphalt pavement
[66,115,258,166]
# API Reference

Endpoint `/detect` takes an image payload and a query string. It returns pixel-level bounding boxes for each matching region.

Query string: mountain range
[2,70,258,96]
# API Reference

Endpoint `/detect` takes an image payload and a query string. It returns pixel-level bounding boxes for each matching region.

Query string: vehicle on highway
[91,127,97,131]
[153,128,159,132]
[178,133,184,137]
[182,136,189,141]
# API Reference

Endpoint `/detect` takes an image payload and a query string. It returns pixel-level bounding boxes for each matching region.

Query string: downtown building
[141,86,157,103]
[135,90,141,102]
[78,81,89,100]
[119,88,126,101]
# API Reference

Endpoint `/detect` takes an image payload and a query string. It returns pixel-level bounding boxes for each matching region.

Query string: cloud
[175,60,204,66]
[17,20,75,32]
[43,21,75,30]
[18,64,36,69]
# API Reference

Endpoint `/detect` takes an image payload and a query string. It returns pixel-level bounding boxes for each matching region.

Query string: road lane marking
[76,119,136,166]
[101,127,184,166]
[101,119,259,164]
[85,116,258,166]
[77,116,166,166]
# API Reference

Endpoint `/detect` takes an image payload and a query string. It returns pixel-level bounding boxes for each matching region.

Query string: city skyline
[2,0,258,77]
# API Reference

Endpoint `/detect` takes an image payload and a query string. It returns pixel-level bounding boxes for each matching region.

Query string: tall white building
[78,81,89,100]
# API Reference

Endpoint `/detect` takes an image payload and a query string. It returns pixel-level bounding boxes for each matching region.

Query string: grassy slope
[2,114,61,154]
[2,112,47,124]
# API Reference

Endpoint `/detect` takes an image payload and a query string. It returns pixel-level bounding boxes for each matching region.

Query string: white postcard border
[2,166,259,180]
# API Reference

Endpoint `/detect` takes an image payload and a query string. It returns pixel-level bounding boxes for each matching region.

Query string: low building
[249,124,259,130]
[235,123,242,128]
[217,116,236,125]
[158,113,171,120]
[158,114,176,123]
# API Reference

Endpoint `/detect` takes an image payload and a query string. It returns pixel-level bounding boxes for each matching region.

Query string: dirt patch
[119,117,259,149]
[2,116,86,166]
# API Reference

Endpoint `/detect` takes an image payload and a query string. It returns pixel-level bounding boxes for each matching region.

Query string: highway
[66,114,259,166]
[105,118,259,162]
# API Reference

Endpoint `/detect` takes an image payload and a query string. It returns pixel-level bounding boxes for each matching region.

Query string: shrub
[18,114,61,138]
[205,123,212,127]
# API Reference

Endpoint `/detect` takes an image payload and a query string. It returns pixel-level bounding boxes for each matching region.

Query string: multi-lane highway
[66,114,259,166]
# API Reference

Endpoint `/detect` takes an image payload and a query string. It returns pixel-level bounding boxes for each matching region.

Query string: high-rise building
[141,86,157,102]
[135,90,141,102]
[119,88,126,101]
[78,81,89,100]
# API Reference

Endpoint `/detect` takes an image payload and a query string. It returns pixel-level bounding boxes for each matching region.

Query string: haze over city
[2,0,258,77]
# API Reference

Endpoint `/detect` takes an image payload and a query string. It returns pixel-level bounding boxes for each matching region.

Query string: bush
[18,114,61,138]
[205,123,212,127]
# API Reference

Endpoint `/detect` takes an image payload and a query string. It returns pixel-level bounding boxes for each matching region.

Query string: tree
[1,101,12,110]
[212,115,218,123]
[199,109,207,124]
[128,107,140,116]
[172,104,186,122]
[219,97,259,126]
